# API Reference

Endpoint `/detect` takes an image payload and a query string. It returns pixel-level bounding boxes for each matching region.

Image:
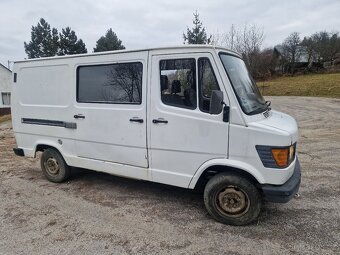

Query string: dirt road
[0,97,339,255]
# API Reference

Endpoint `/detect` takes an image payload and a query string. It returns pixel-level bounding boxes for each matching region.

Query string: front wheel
[40,148,71,183]
[204,173,261,225]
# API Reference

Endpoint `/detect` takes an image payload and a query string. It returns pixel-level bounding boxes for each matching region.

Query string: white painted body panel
[11,46,299,189]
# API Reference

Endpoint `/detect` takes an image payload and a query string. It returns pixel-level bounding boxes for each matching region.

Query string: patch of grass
[258,73,340,98]
[0,115,11,123]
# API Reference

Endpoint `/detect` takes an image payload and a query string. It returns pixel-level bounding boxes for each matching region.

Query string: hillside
[259,73,340,98]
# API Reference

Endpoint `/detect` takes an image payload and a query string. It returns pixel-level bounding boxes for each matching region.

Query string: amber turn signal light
[271,148,289,167]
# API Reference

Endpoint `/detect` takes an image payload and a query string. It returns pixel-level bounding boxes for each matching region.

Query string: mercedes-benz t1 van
[12,45,301,225]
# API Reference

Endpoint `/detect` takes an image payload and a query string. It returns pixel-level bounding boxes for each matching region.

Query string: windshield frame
[218,52,268,116]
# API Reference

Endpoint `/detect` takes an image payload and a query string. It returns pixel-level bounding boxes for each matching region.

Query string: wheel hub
[217,186,249,217]
[45,158,60,175]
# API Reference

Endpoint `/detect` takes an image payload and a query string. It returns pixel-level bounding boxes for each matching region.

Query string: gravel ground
[0,96,339,255]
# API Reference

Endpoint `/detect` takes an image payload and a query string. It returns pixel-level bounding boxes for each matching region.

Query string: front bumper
[261,158,301,203]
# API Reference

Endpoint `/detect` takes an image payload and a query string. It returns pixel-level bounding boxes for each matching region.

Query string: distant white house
[0,63,12,115]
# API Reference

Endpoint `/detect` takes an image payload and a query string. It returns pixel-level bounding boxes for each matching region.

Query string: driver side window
[160,59,197,109]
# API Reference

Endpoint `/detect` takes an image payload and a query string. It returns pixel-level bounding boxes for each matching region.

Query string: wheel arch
[188,159,265,190]
[34,141,63,158]
[36,144,55,153]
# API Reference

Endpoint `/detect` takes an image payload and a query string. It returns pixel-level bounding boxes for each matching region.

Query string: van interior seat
[169,80,184,106]
[161,77,184,107]
[160,75,169,91]
[171,80,181,94]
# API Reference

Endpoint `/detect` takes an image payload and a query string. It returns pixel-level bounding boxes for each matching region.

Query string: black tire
[204,173,261,225]
[40,148,71,183]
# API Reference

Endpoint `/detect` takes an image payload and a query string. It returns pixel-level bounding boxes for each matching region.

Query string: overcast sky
[1,0,339,67]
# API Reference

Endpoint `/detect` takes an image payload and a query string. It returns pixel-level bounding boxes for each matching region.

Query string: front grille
[255,145,278,168]
[263,110,270,118]
[256,143,297,169]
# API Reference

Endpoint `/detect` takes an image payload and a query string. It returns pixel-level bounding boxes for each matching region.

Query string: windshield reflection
[219,53,267,115]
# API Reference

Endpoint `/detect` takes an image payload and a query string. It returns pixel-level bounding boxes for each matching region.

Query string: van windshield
[219,53,267,115]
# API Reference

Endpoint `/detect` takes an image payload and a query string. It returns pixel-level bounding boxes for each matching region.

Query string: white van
[11,45,300,225]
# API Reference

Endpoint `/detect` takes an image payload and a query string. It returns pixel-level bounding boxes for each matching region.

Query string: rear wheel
[204,173,261,225]
[40,148,71,183]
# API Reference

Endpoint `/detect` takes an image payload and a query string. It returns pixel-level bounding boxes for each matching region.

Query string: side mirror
[209,90,224,115]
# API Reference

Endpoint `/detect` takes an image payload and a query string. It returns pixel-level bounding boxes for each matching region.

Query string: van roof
[14,45,240,63]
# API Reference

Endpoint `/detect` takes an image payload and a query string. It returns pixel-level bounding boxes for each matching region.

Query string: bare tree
[282,32,301,74]
[310,31,340,63]
[212,24,265,75]
[254,48,275,80]
[212,24,237,51]
[237,24,264,68]
[301,36,317,69]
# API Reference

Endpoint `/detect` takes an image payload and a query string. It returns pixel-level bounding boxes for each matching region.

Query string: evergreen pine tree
[183,11,211,44]
[93,28,125,52]
[58,27,87,55]
[24,18,59,58]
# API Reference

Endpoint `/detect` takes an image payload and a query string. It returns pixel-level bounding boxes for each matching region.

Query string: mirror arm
[265,100,272,110]
[222,103,230,123]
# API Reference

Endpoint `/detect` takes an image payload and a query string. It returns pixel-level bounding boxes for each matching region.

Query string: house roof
[0,63,11,73]
[274,45,310,63]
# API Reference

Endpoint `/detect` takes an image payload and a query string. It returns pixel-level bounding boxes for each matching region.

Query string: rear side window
[160,59,197,109]
[1,92,11,106]
[77,62,142,104]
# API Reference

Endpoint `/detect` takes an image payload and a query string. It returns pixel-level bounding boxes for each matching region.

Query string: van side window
[198,58,220,112]
[77,62,142,104]
[1,92,11,106]
[160,59,197,109]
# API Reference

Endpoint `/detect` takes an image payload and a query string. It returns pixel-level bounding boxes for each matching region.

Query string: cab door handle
[129,118,144,123]
[74,114,85,119]
[152,118,168,124]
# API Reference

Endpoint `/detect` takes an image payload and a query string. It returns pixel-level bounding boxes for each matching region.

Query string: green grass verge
[259,73,340,98]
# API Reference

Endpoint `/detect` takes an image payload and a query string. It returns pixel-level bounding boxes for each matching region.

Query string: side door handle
[129,117,144,123]
[74,114,85,119]
[152,118,168,124]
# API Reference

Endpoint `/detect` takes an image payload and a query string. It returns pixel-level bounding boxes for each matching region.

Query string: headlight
[256,144,296,168]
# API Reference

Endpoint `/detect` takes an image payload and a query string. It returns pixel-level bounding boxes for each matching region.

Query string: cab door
[148,53,229,187]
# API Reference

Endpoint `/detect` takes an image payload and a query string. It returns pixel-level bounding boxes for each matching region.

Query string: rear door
[74,52,148,168]
[148,53,229,187]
